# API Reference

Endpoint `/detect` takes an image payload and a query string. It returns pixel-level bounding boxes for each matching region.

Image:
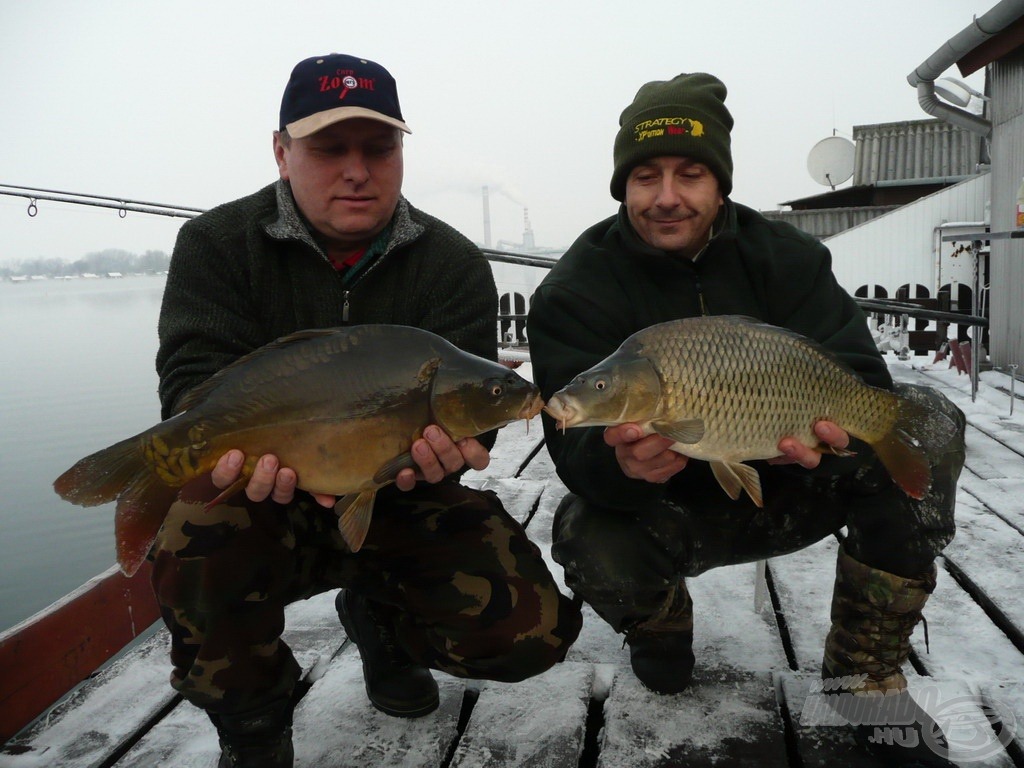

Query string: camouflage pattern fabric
[551,383,964,631]
[151,478,581,715]
[822,547,935,692]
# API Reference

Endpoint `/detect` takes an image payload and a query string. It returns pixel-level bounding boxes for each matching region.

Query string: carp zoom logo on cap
[633,116,705,143]
[318,69,376,100]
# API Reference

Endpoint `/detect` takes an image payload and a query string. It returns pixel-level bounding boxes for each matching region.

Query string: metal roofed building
[762,118,986,240]
[763,0,1024,371]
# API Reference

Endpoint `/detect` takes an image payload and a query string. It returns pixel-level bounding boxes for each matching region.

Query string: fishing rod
[1,183,560,269]
[0,183,205,220]
[481,248,558,269]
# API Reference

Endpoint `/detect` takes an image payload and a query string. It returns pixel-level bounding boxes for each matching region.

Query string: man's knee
[152,487,297,612]
[842,384,963,571]
[552,493,687,587]
[419,581,582,681]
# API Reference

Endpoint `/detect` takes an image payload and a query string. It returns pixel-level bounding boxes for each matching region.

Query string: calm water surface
[0,276,164,632]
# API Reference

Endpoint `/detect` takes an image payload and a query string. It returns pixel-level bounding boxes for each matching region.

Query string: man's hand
[211,450,335,507]
[768,421,850,469]
[395,425,490,491]
[604,423,688,484]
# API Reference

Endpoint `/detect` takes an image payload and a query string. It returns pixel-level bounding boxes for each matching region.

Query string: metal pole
[1011,364,1019,416]
[971,240,981,402]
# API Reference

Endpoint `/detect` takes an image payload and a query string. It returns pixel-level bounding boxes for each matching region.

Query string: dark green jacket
[157,181,497,421]
[528,200,891,511]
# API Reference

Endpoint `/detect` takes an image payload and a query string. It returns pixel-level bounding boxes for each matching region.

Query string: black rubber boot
[624,580,695,694]
[210,699,294,768]
[336,589,439,717]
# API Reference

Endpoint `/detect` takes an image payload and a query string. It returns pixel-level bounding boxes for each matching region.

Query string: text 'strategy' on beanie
[610,72,733,201]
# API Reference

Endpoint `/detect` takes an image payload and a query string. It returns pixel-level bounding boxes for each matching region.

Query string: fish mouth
[519,392,545,420]
[542,394,579,431]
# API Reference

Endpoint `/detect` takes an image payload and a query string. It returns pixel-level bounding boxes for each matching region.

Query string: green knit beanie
[610,72,733,201]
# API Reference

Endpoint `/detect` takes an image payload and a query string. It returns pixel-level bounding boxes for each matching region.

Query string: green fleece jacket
[528,200,891,511]
[157,181,497,423]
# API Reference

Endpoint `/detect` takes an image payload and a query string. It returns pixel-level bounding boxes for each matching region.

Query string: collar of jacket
[263,179,426,260]
[614,198,735,264]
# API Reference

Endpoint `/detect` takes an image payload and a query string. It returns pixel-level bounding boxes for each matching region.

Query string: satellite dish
[934,78,972,108]
[807,136,855,189]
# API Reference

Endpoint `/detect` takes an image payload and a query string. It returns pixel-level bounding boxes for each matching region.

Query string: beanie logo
[633,116,704,143]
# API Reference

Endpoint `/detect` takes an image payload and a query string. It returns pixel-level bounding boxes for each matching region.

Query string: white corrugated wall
[823,174,990,298]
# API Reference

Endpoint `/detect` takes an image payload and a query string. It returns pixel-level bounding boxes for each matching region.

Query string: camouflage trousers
[551,382,966,633]
[151,478,582,715]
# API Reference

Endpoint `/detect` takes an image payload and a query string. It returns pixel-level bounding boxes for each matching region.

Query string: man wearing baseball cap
[529,73,964,767]
[154,54,581,767]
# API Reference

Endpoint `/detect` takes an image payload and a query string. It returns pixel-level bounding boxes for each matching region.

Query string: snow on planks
[292,652,465,768]
[449,663,592,768]
[0,630,177,767]
[111,590,344,766]
[599,670,788,768]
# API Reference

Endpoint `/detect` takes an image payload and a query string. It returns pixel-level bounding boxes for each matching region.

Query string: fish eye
[595,379,607,391]
[491,383,504,397]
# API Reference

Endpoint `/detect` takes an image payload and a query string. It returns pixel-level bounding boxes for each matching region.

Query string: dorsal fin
[174,328,346,414]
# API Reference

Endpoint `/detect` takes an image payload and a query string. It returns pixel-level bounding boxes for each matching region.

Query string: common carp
[544,315,951,507]
[55,325,544,576]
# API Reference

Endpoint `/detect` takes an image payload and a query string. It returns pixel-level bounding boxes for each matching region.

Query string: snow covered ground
[3,356,1023,767]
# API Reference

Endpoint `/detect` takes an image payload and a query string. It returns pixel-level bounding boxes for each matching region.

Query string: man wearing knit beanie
[610,72,734,202]
[529,72,963,768]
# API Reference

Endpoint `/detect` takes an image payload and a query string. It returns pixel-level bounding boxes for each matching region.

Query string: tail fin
[54,437,147,505]
[871,394,958,500]
[54,437,178,576]
[872,429,931,500]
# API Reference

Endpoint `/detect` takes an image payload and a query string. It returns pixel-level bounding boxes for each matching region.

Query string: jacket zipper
[690,220,719,317]
[338,245,390,324]
[688,271,709,316]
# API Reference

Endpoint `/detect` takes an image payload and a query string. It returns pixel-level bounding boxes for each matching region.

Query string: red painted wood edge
[0,561,161,742]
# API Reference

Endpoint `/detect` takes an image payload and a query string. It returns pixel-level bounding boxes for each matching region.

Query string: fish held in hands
[54,325,543,575]
[544,315,951,507]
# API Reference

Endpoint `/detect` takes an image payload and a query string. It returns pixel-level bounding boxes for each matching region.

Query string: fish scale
[545,315,945,508]
[642,319,870,460]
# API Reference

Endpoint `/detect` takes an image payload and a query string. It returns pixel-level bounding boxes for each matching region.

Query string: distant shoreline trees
[0,249,170,279]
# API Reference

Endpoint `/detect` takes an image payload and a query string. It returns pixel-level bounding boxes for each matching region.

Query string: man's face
[624,156,723,258]
[274,118,404,252]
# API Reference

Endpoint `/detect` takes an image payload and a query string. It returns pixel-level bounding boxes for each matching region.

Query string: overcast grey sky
[1,0,988,265]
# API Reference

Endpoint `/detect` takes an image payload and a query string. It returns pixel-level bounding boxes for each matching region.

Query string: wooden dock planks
[4,360,1024,767]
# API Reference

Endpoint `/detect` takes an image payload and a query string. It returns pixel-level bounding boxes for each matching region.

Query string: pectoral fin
[335,490,377,552]
[710,460,764,508]
[372,453,418,485]
[202,475,251,511]
[818,441,857,458]
[653,419,705,445]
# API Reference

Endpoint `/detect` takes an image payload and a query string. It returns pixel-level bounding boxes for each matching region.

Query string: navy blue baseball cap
[279,53,411,138]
